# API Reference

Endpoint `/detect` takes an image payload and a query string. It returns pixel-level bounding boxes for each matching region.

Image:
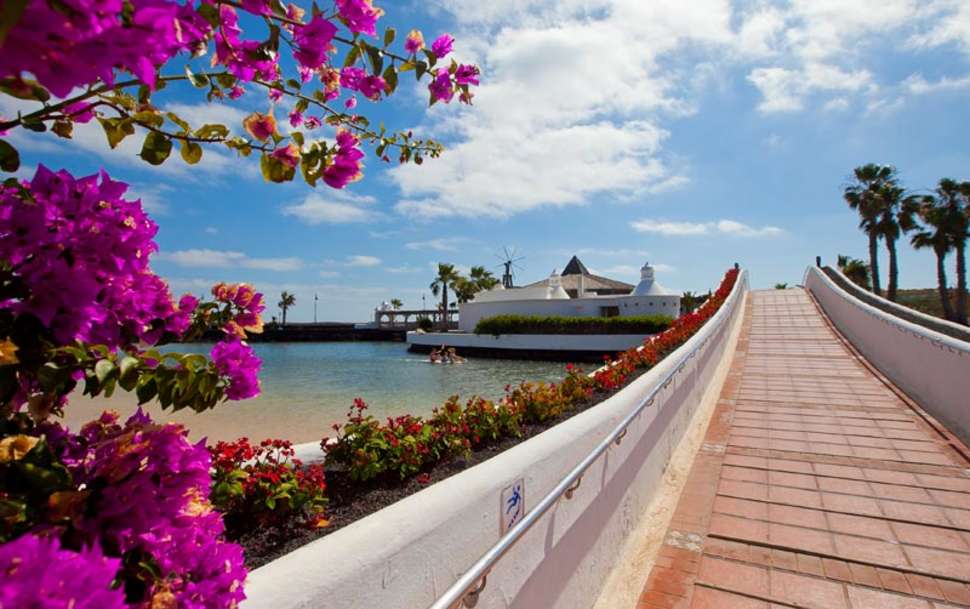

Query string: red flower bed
[323,268,739,483]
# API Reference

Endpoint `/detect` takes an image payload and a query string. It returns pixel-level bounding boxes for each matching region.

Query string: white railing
[804,266,970,445]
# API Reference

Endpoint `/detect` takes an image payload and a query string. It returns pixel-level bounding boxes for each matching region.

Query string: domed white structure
[632,262,674,296]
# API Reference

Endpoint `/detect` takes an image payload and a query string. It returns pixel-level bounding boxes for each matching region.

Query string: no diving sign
[501,478,525,534]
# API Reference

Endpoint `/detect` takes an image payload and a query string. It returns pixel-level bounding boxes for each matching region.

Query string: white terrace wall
[804,266,970,445]
[243,272,748,609]
[407,331,655,353]
[458,294,681,332]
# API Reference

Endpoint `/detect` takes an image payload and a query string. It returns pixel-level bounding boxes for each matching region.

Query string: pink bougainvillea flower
[303,116,322,130]
[455,64,480,87]
[323,129,364,189]
[344,96,357,109]
[429,69,454,104]
[243,112,277,141]
[63,102,96,123]
[431,34,454,58]
[271,143,301,169]
[228,85,245,99]
[293,14,337,70]
[336,0,384,36]
[405,30,425,54]
[289,109,304,128]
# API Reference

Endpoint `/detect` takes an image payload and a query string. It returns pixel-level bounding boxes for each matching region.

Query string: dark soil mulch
[235,367,650,569]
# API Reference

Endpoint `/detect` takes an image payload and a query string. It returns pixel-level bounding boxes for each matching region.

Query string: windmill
[495,246,525,288]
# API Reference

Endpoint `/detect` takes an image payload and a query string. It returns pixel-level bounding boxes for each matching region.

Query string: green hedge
[473,313,673,336]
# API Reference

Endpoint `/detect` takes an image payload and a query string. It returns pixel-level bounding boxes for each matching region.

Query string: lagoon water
[65,342,568,443]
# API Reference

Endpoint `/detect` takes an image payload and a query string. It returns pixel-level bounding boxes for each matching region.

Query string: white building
[457,258,680,332]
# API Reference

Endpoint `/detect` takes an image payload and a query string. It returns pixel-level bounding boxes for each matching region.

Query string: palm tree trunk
[440,287,448,331]
[957,241,968,325]
[282,307,287,326]
[935,247,954,321]
[868,233,881,296]
[886,237,899,302]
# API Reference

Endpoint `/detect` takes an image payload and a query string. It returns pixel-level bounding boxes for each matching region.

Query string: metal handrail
[427,271,746,609]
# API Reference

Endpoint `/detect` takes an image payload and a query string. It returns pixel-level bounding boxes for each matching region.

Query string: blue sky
[7,0,970,321]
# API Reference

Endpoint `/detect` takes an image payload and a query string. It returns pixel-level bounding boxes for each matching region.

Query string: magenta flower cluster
[0,534,127,609]
[211,339,262,400]
[0,0,210,97]
[0,166,196,349]
[43,410,248,609]
[323,130,366,189]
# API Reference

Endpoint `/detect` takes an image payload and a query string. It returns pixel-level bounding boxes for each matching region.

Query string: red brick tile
[796,554,824,577]
[697,556,769,597]
[816,463,865,479]
[690,587,766,609]
[879,501,950,527]
[846,586,931,609]
[714,496,769,521]
[723,466,769,485]
[848,563,882,588]
[834,534,909,568]
[710,514,769,543]
[719,479,769,501]
[928,489,970,510]
[822,558,853,582]
[770,549,797,571]
[640,589,691,609]
[870,483,933,504]
[827,512,894,540]
[769,570,848,609]
[823,493,883,517]
[943,507,970,529]
[647,567,695,598]
[724,454,769,469]
[936,580,970,606]
[877,568,914,595]
[891,522,969,551]
[903,545,970,581]
[903,574,944,601]
[770,486,823,508]
[818,477,872,495]
[768,458,815,474]
[864,469,918,486]
[769,471,818,490]
[767,504,828,529]
[769,523,835,554]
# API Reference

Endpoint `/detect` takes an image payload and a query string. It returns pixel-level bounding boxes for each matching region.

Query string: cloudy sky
[8,0,970,320]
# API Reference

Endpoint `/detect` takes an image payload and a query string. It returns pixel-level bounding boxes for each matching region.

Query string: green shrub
[473,313,673,336]
[416,317,433,331]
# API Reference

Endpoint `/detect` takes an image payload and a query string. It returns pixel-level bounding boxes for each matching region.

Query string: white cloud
[903,73,970,95]
[157,249,303,271]
[346,255,381,267]
[319,270,341,278]
[204,226,219,235]
[823,97,850,111]
[631,218,784,237]
[282,190,381,224]
[404,237,469,252]
[747,64,873,113]
[386,265,423,274]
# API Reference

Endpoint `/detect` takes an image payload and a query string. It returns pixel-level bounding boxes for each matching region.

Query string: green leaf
[422,49,437,68]
[0,76,50,102]
[259,152,296,183]
[95,359,116,383]
[197,2,220,27]
[51,120,73,139]
[286,78,302,90]
[382,65,398,95]
[0,0,27,47]
[343,44,361,68]
[0,139,19,172]
[214,72,238,89]
[180,140,203,165]
[185,65,210,88]
[415,60,428,80]
[366,44,383,75]
[383,27,396,48]
[194,123,230,139]
[166,112,190,132]
[136,377,157,404]
[97,117,135,149]
[398,60,415,73]
[139,131,173,165]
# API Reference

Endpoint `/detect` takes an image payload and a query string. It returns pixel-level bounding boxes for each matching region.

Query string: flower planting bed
[230,268,740,568]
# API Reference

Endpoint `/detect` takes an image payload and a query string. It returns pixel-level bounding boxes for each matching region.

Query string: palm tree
[837,255,871,290]
[390,298,403,309]
[934,179,970,325]
[902,194,957,321]
[876,182,905,302]
[452,277,479,303]
[468,266,500,291]
[429,263,461,330]
[844,164,898,297]
[278,291,296,326]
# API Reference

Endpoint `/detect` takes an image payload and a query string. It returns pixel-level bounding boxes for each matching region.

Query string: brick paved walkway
[636,289,970,609]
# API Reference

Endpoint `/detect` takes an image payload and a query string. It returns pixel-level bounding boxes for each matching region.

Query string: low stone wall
[241,271,748,609]
[407,331,655,362]
[821,266,970,342]
[805,266,970,446]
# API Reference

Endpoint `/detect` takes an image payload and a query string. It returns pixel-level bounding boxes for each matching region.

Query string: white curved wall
[804,266,970,445]
[408,331,657,352]
[243,272,748,609]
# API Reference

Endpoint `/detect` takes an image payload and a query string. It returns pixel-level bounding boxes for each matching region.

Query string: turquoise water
[67,342,568,442]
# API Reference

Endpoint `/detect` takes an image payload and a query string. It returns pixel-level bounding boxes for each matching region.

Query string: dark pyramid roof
[562,256,590,276]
